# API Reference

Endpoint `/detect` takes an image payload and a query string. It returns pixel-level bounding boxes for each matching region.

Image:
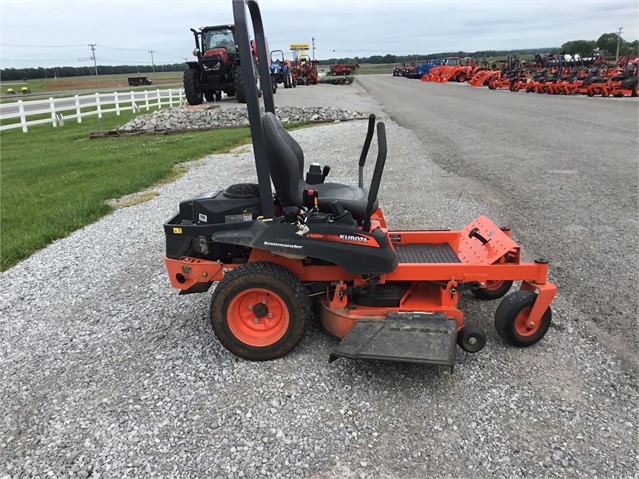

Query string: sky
[1,0,637,69]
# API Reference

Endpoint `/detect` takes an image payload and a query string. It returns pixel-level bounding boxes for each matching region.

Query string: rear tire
[210,262,311,361]
[183,68,203,105]
[234,65,246,103]
[495,291,552,347]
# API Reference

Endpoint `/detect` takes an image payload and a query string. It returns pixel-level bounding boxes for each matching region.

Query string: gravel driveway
[1,81,636,478]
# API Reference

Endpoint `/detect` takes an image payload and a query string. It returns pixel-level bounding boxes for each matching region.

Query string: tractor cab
[200,26,237,60]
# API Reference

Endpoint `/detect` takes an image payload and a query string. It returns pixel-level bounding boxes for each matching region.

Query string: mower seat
[262,112,375,221]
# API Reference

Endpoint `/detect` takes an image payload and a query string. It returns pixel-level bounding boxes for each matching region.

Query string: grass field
[0,110,258,271]
[356,63,397,74]
[1,71,184,96]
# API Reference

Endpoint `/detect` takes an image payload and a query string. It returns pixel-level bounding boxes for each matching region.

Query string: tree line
[1,32,636,81]
[561,33,638,56]
[318,32,638,65]
[0,63,187,81]
[316,48,557,65]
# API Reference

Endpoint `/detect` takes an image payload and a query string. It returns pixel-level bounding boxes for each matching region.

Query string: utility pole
[615,27,623,64]
[312,37,315,60]
[148,50,156,73]
[88,43,99,89]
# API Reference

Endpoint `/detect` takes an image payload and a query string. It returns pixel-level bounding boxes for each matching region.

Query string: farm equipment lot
[0,78,637,478]
[360,75,638,369]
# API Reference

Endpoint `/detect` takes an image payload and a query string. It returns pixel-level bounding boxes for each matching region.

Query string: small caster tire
[458,325,487,353]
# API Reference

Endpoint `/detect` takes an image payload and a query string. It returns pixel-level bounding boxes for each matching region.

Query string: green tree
[561,40,597,54]
[597,32,621,55]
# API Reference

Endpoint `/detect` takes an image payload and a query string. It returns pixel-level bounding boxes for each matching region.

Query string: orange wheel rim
[484,280,504,291]
[514,306,541,337]
[227,288,289,347]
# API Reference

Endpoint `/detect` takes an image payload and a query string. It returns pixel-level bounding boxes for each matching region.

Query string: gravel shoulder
[0,81,637,478]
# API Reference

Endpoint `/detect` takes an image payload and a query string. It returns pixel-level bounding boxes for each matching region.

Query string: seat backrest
[262,112,305,207]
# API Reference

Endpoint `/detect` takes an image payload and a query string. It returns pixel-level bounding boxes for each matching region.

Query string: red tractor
[184,24,261,104]
[292,55,320,85]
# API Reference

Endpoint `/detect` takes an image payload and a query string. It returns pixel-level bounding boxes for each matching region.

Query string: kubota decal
[305,233,378,248]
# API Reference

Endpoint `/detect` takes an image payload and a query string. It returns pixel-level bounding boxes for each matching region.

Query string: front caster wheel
[495,291,552,347]
[210,262,311,361]
[457,325,486,353]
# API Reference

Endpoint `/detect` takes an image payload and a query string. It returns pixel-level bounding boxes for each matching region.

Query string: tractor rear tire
[183,68,203,105]
[234,65,247,103]
[210,262,311,361]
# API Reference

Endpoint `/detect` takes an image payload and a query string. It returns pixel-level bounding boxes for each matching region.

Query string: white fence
[0,88,185,133]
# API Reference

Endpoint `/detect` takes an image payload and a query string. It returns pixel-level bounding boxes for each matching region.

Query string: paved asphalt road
[358,75,638,371]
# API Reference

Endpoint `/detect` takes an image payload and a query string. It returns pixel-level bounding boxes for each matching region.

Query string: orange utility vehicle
[164,0,557,370]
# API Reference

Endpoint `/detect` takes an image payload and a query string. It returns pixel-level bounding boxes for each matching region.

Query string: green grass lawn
[0,111,255,270]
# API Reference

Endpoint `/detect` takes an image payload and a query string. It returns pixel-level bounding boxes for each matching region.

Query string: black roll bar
[232,0,275,218]
[358,114,375,188]
[362,122,387,233]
